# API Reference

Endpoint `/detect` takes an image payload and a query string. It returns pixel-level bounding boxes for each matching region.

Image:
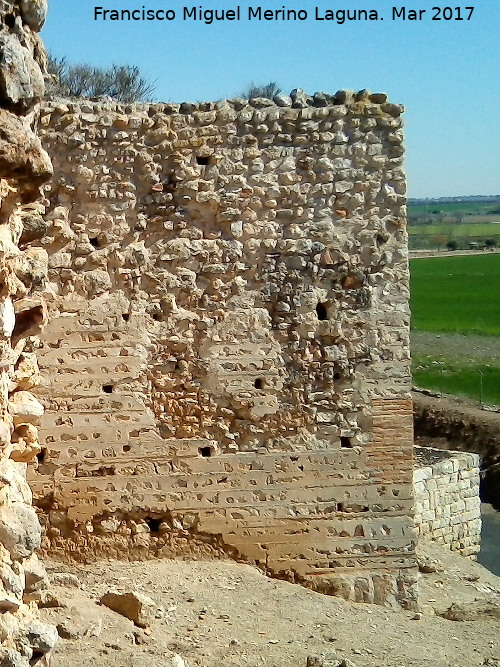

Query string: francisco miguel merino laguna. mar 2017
[93,6,475,23]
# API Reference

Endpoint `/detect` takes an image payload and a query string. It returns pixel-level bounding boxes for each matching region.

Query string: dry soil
[41,541,500,667]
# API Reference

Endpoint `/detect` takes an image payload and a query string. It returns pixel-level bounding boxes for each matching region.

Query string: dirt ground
[40,540,500,667]
[409,249,500,259]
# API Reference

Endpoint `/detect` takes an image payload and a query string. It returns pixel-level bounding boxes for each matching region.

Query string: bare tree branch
[46,54,156,102]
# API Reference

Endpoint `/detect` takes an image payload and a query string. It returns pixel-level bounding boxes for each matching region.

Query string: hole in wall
[12,305,44,340]
[102,385,113,394]
[199,446,213,458]
[30,651,46,666]
[340,436,353,448]
[316,302,328,320]
[164,175,177,192]
[123,445,131,452]
[122,313,130,322]
[5,13,15,28]
[338,502,369,513]
[254,378,265,389]
[152,313,161,322]
[196,155,210,166]
[36,448,47,464]
[145,517,162,534]
[89,237,100,248]
[85,465,116,477]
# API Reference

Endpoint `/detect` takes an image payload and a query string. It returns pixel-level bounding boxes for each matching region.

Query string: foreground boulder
[100,591,155,628]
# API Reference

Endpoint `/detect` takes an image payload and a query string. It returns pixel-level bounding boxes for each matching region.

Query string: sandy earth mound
[37,541,500,667]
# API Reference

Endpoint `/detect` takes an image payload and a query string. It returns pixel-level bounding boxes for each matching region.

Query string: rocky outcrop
[0,1,56,664]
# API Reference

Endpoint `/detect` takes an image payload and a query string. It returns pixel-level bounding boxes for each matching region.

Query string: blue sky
[42,0,500,198]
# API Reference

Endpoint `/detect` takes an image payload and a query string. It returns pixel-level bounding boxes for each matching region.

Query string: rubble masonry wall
[30,91,418,607]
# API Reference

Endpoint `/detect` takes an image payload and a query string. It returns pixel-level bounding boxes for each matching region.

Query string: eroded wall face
[0,1,58,664]
[32,92,417,607]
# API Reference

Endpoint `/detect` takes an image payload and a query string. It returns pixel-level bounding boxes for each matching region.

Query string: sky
[42,0,500,199]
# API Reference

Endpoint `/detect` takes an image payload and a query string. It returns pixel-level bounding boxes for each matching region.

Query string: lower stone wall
[413,446,481,557]
[30,390,419,609]
[413,390,500,509]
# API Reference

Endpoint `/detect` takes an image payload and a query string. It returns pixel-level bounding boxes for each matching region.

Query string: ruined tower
[32,89,418,607]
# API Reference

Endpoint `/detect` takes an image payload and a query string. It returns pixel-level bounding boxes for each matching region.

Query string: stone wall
[30,90,418,607]
[413,447,481,557]
[0,0,58,664]
[414,390,500,509]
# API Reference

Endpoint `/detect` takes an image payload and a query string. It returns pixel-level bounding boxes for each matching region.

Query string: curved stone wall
[413,447,481,557]
[414,391,500,509]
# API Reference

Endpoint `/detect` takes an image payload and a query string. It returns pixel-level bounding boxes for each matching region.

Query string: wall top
[40,88,404,119]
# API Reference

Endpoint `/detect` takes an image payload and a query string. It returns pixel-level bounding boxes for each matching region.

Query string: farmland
[410,254,500,405]
[409,200,500,217]
[408,198,500,249]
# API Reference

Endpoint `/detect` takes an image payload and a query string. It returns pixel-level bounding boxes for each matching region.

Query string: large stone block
[19,0,48,32]
[0,34,44,108]
[0,503,41,560]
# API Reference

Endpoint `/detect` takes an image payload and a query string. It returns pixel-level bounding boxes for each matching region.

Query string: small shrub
[241,81,282,99]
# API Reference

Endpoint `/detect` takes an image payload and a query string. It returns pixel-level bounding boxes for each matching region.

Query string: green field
[410,254,500,404]
[409,222,500,237]
[412,357,500,406]
[410,254,500,335]
[408,222,500,250]
[408,200,500,249]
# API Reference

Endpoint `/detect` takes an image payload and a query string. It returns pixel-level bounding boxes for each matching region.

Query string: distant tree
[433,235,447,251]
[241,81,282,99]
[46,54,156,102]
[485,238,497,249]
[408,212,429,226]
[446,240,458,251]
